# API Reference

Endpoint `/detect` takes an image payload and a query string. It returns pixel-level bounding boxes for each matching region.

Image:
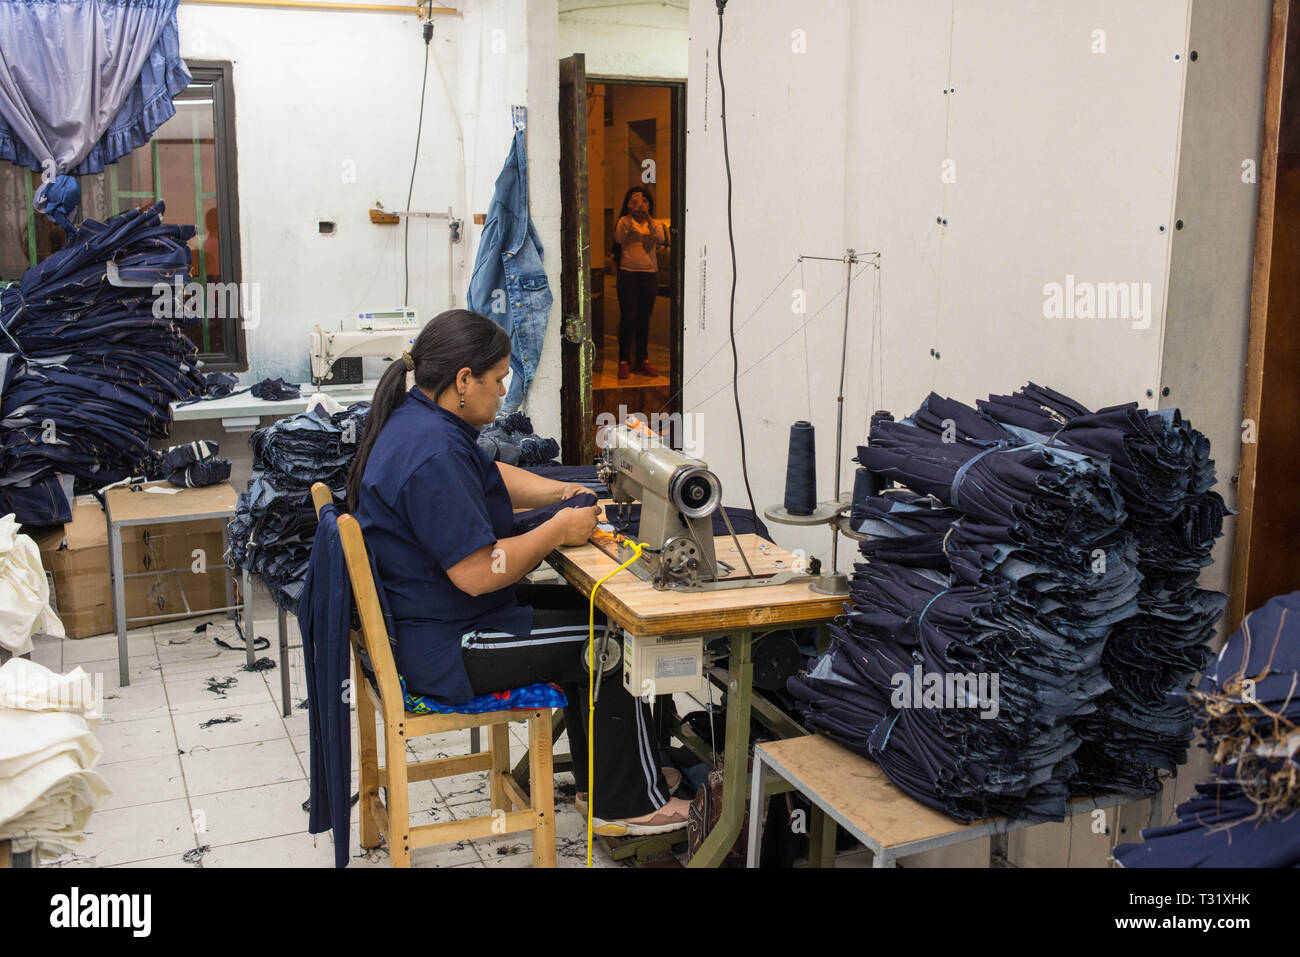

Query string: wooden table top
[103,480,238,524]
[757,734,984,849]
[545,506,846,637]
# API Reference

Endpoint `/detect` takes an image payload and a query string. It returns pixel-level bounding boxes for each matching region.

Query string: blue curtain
[0,0,191,178]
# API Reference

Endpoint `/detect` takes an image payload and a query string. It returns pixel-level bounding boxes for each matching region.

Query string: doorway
[557,55,686,464]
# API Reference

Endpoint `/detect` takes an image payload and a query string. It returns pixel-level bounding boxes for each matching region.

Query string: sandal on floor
[576,766,683,815]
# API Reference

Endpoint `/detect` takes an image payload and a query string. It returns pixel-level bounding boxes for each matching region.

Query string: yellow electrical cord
[586,533,643,867]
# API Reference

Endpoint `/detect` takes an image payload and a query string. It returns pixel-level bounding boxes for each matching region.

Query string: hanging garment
[0,513,65,655]
[0,0,191,176]
[466,127,553,413]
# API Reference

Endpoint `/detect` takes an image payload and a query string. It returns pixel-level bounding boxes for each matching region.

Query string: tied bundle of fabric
[228,403,370,612]
[1114,592,1300,867]
[155,440,231,489]
[476,410,559,467]
[0,202,205,526]
[976,383,1227,794]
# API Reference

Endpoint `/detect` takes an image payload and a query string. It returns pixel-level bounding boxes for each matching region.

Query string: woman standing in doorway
[613,186,666,379]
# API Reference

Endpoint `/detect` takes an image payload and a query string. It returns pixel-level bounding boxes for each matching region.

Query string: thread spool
[852,466,885,508]
[783,420,817,515]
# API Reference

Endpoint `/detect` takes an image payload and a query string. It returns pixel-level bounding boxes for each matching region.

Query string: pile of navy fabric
[791,384,1224,822]
[789,393,1131,822]
[0,202,205,525]
[975,384,1226,794]
[477,411,559,466]
[1115,592,1300,867]
[228,404,369,612]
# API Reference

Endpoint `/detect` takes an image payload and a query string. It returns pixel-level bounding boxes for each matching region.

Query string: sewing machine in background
[309,308,422,386]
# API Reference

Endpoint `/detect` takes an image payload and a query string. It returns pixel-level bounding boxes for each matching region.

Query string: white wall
[177,3,477,383]
[684,0,1195,571]
[558,0,689,79]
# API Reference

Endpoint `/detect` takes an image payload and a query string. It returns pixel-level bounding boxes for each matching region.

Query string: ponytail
[345,308,510,512]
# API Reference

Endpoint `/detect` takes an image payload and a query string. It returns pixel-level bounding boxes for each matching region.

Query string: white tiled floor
[33,615,872,869]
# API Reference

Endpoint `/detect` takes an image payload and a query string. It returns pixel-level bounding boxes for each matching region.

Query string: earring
[459,393,465,408]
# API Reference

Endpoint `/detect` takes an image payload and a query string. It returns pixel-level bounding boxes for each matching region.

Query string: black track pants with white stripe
[461,584,670,820]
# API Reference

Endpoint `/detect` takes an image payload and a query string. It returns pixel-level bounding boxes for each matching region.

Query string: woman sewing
[348,309,690,835]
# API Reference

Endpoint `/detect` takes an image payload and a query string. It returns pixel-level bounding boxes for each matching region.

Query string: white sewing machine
[309,308,422,386]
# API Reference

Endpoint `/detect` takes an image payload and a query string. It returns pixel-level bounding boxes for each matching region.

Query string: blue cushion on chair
[400,675,568,715]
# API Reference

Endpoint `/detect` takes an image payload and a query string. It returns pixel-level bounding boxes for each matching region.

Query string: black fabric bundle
[477,410,559,466]
[227,403,369,611]
[0,202,205,524]
[793,383,1225,822]
[156,439,231,488]
[1115,591,1300,867]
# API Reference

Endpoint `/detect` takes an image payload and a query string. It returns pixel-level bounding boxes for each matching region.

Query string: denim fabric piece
[228,403,370,612]
[474,410,560,466]
[0,202,204,524]
[466,127,553,413]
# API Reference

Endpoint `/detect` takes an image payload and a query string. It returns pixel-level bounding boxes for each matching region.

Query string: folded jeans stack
[1114,591,1300,867]
[0,202,205,526]
[976,383,1227,794]
[227,403,370,611]
[790,394,1132,821]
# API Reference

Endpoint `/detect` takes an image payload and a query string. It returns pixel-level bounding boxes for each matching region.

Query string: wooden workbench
[545,511,848,867]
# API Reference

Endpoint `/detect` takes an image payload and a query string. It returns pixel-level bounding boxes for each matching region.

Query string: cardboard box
[32,492,234,639]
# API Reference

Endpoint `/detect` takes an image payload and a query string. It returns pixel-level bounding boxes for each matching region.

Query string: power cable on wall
[403,20,434,307]
[714,0,759,523]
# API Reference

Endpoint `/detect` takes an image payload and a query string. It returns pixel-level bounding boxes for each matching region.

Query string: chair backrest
[311,483,404,720]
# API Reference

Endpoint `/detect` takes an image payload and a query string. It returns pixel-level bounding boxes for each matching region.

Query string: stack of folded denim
[0,202,204,525]
[788,392,1137,821]
[228,404,369,611]
[476,411,559,466]
[155,440,231,489]
[1114,592,1300,867]
[790,560,1111,822]
[976,384,1226,794]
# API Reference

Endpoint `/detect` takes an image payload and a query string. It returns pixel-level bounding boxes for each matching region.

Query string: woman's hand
[551,504,600,547]
[557,483,590,501]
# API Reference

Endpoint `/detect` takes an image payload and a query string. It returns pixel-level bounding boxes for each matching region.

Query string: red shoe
[618,361,631,380]
[633,360,660,377]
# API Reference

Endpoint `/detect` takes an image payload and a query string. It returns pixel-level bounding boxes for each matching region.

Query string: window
[0,60,246,369]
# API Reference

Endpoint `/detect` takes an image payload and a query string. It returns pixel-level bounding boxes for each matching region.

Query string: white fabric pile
[0,658,111,863]
[0,512,65,656]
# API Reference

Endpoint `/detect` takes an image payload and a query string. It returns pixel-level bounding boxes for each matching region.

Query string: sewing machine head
[595,420,725,587]
[309,309,421,386]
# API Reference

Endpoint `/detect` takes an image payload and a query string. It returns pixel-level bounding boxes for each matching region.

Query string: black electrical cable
[403,21,435,307]
[715,0,760,525]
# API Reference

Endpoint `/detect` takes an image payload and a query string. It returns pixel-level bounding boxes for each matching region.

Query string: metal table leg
[687,630,753,868]
[109,521,129,687]
[808,806,837,868]
[746,749,768,867]
[242,568,256,670]
[278,605,291,717]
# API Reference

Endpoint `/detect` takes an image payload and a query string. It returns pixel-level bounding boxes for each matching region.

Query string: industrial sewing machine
[309,308,422,386]
[589,420,828,696]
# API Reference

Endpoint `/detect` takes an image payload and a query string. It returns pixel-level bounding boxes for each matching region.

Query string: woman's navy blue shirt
[355,387,532,703]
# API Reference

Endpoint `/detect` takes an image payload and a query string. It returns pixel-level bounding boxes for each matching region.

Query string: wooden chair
[310,483,557,868]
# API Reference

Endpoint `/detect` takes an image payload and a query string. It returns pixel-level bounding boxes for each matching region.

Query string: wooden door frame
[562,71,688,457]
[1228,0,1300,630]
